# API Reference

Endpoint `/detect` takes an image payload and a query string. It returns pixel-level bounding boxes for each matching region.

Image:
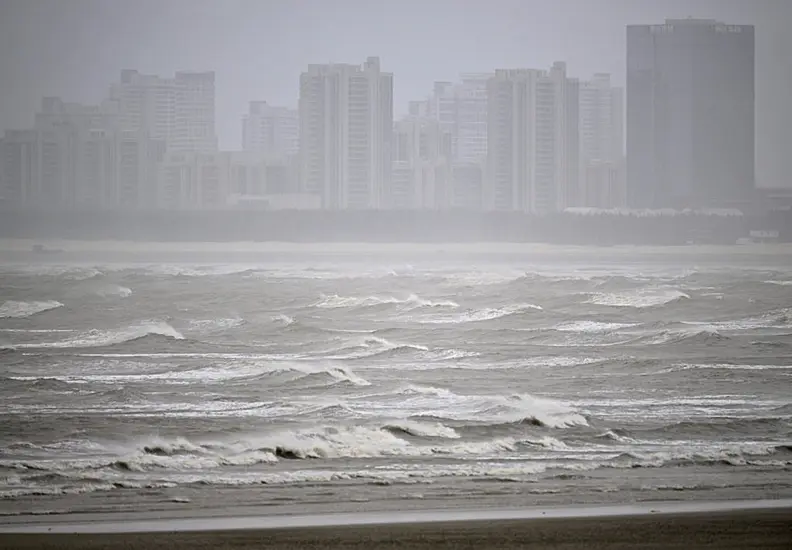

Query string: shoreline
[2,498,791,534]
[2,506,790,549]
[2,237,791,255]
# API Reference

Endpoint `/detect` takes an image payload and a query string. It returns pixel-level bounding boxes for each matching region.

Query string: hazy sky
[0,0,789,187]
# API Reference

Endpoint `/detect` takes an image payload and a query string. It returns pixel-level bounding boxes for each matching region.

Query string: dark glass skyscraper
[626,19,754,209]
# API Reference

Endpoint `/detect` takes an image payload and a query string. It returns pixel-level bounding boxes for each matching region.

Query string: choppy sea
[1,243,791,517]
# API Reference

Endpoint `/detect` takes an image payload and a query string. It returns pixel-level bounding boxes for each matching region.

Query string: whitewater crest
[272,314,296,326]
[682,309,792,332]
[486,394,589,428]
[764,280,792,286]
[284,364,371,386]
[630,327,729,346]
[587,288,689,308]
[320,336,429,360]
[554,320,641,333]
[16,320,184,349]
[424,303,543,324]
[0,300,63,319]
[94,285,132,298]
[312,293,458,310]
[394,389,588,429]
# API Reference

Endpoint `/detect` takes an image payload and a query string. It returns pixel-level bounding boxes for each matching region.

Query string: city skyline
[0,0,790,191]
[1,56,628,213]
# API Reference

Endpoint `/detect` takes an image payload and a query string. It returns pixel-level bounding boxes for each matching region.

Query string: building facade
[627,19,755,208]
[242,101,298,157]
[157,151,232,209]
[549,62,580,210]
[391,117,452,209]
[1,97,163,210]
[579,73,624,207]
[426,74,490,165]
[299,57,393,209]
[486,64,579,213]
[157,150,307,210]
[108,70,217,153]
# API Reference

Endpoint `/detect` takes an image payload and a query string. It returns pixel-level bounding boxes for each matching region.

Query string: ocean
[1,242,791,519]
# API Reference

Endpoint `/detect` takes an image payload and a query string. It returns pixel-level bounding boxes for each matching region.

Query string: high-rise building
[579,73,624,207]
[549,63,580,210]
[157,151,231,210]
[391,117,452,209]
[299,57,393,209]
[1,97,163,209]
[584,161,626,209]
[450,162,485,210]
[427,74,491,165]
[627,19,754,208]
[486,64,579,213]
[242,101,298,157]
[108,70,217,153]
[0,130,39,206]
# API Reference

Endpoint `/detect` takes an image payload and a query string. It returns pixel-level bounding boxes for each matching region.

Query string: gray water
[1,244,791,518]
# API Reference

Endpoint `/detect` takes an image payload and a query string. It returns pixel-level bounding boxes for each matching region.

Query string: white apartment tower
[487,69,556,212]
[242,101,298,157]
[108,70,217,153]
[579,73,624,207]
[299,57,393,209]
[486,64,579,213]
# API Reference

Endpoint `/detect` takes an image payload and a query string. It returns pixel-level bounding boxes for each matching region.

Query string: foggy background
[2,1,792,534]
[0,0,789,188]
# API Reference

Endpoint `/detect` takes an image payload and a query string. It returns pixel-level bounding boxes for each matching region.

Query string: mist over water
[1,244,791,516]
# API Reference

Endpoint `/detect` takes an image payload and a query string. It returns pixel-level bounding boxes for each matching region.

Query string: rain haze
[1,1,791,548]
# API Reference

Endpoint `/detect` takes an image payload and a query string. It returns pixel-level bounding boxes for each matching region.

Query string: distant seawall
[0,208,761,245]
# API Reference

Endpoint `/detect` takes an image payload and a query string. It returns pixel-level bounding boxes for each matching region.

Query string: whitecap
[0,300,63,319]
[554,320,641,333]
[312,293,458,310]
[587,289,689,308]
[94,285,132,298]
[272,314,296,326]
[423,303,542,324]
[384,420,460,439]
[15,320,184,349]
[319,336,429,360]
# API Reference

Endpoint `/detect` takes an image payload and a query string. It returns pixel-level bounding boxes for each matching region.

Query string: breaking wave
[0,300,63,318]
[587,289,689,308]
[628,328,729,346]
[554,320,641,333]
[94,285,132,298]
[313,293,458,310]
[272,314,296,326]
[399,391,589,429]
[683,310,792,332]
[6,362,370,388]
[424,303,543,324]
[383,420,461,439]
[320,336,429,360]
[14,321,184,349]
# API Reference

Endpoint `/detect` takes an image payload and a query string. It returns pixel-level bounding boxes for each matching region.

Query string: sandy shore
[2,508,791,549]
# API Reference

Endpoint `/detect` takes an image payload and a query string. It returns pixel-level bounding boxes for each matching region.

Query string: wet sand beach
[3,507,792,549]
